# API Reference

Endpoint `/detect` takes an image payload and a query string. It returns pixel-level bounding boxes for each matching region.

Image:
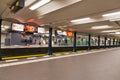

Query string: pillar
[113,38,115,47]
[0,19,2,61]
[88,34,91,50]
[109,38,111,47]
[73,32,77,52]
[104,37,107,48]
[98,35,100,49]
[119,40,120,46]
[48,27,52,55]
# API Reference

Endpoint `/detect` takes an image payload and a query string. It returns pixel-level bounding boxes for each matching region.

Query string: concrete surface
[0,48,120,80]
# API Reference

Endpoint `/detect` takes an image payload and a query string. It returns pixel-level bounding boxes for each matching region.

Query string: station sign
[66,31,73,36]
[12,23,24,31]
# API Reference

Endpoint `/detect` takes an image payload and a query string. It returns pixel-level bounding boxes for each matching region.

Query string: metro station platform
[0,47,120,80]
[0,0,120,80]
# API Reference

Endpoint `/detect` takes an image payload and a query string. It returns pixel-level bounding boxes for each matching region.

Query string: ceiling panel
[40,0,120,23]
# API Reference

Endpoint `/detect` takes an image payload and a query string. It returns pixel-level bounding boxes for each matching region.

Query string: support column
[0,19,2,61]
[98,35,100,49]
[116,39,117,47]
[73,32,77,52]
[116,39,118,47]
[48,27,52,55]
[116,40,118,47]
[104,37,107,48]
[88,34,91,50]
[109,38,111,47]
[119,40,120,46]
[113,38,115,47]
[118,40,119,47]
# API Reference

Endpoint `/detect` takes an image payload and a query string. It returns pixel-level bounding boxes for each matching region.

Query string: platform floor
[0,48,120,80]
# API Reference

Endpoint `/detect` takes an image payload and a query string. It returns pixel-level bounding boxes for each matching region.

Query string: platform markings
[0,48,116,68]
[2,54,46,60]
[54,54,62,56]
[5,59,19,62]
[43,55,51,58]
[27,57,37,60]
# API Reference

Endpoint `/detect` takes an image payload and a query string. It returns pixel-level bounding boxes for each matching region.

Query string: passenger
[39,41,41,45]
[65,38,67,45]
[58,39,61,46]
[33,38,37,44]
[26,36,30,46]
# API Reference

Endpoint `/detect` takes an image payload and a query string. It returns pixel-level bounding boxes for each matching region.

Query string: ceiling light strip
[29,0,51,10]
[70,17,91,23]
[102,11,120,17]
[102,30,120,33]
[25,0,36,6]
[91,25,111,29]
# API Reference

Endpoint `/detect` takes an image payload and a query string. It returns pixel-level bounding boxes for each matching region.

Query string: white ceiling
[0,0,120,37]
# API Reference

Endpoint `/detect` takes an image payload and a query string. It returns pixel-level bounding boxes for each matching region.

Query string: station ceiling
[0,0,120,37]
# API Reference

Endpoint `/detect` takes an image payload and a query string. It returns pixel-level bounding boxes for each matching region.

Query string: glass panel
[91,36,98,46]
[100,37,105,46]
[76,34,88,46]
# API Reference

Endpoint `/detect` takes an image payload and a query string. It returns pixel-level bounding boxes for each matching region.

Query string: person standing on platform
[65,38,68,45]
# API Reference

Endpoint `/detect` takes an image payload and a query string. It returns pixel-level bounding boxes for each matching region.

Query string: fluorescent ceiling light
[4,26,10,29]
[108,33,115,35]
[1,25,10,29]
[29,0,51,10]
[102,30,120,33]
[1,25,4,28]
[70,17,91,23]
[25,0,36,6]
[102,11,120,17]
[91,25,111,29]
[34,33,38,35]
[2,28,6,31]
[115,32,120,34]
[70,17,94,25]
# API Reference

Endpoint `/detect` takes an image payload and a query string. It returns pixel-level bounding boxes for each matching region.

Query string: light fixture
[70,17,95,25]
[102,30,120,33]
[2,28,6,31]
[70,17,91,23]
[1,25,4,28]
[38,27,45,33]
[102,11,120,17]
[4,26,10,29]
[63,25,67,27]
[29,0,51,10]
[1,25,10,29]
[25,0,36,6]
[91,25,111,29]
[108,33,115,35]
[115,32,120,34]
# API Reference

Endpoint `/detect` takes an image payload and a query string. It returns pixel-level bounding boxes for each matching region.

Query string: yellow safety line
[3,52,72,60]
[2,54,47,60]
[77,50,87,52]
[53,51,71,55]
[2,49,100,60]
